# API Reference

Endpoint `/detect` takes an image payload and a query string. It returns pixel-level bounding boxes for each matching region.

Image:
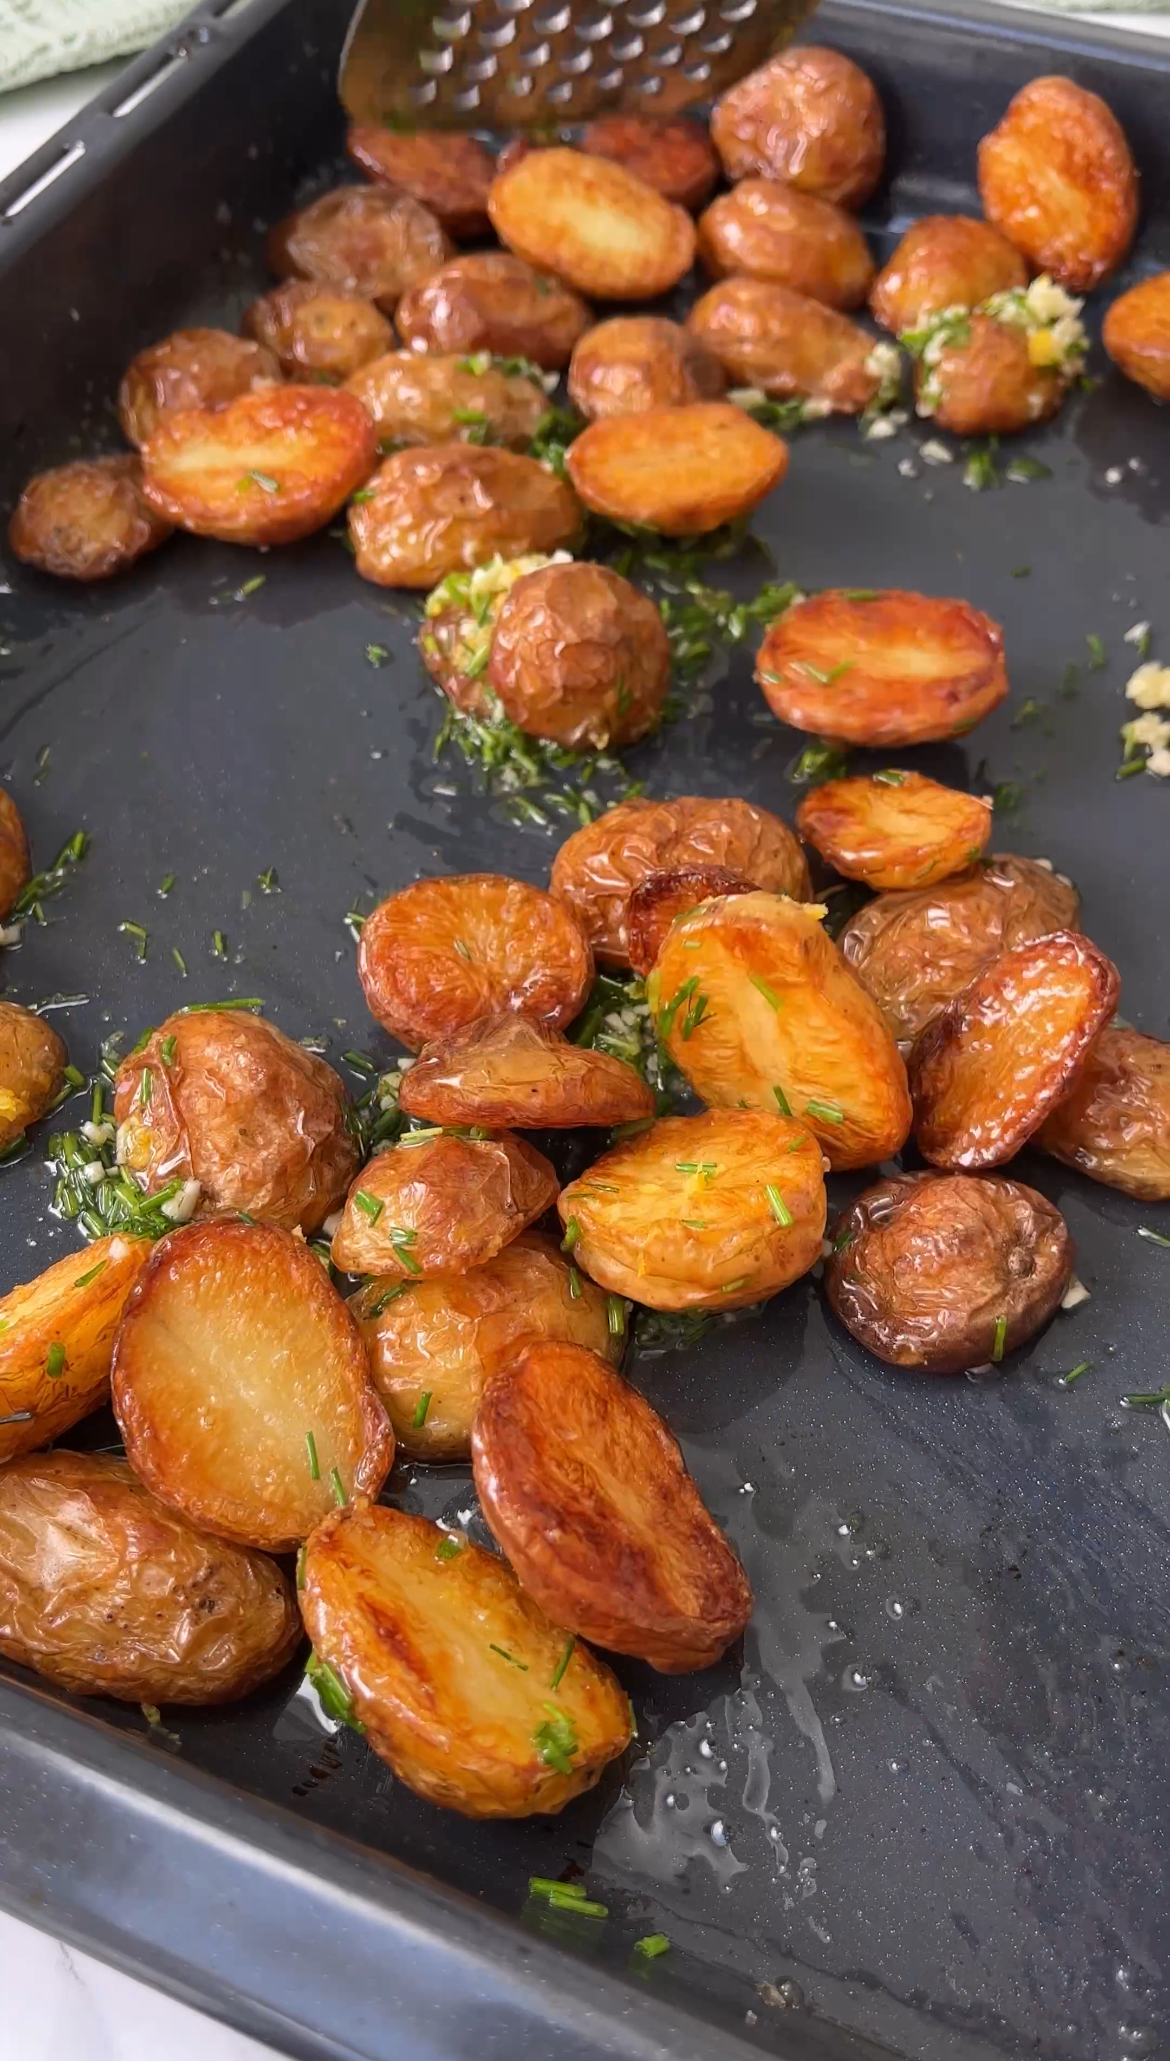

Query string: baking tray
[1,2,1169,2057]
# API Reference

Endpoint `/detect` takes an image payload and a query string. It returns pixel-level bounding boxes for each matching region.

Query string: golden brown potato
[687,278,890,413]
[112,1009,358,1236]
[346,125,495,240]
[567,315,726,422]
[711,45,885,207]
[267,185,452,312]
[581,115,720,212]
[344,351,546,450]
[117,328,280,448]
[489,148,695,302]
[558,1108,826,1311]
[697,181,875,310]
[400,1014,654,1130]
[394,252,590,369]
[359,872,594,1048]
[840,854,1081,1045]
[486,560,669,750]
[0,1452,301,1705]
[0,1236,151,1465]
[977,76,1138,292]
[626,866,756,979]
[301,1503,631,1818]
[141,385,375,546]
[1103,273,1170,403]
[870,215,1028,334]
[350,1231,619,1461]
[0,1000,67,1151]
[349,445,580,588]
[1037,1026,1170,1200]
[330,1129,557,1278]
[651,892,911,1170]
[914,312,1069,438]
[757,589,1009,748]
[112,1218,393,1552]
[242,281,392,382]
[8,455,172,582]
[419,549,573,716]
[909,931,1120,1170]
[796,771,993,890]
[551,795,811,967]
[825,1170,1073,1373]
[474,1341,752,1672]
[567,401,787,537]
[0,789,29,921]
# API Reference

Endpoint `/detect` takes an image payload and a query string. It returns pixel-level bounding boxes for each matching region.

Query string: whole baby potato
[489,147,695,302]
[687,277,890,413]
[267,184,452,311]
[118,328,280,447]
[568,316,726,422]
[330,1129,558,1278]
[977,75,1138,292]
[399,1014,655,1130]
[345,351,547,450]
[566,400,787,536]
[8,456,172,582]
[581,115,720,211]
[916,313,1070,438]
[346,124,495,240]
[1103,273,1170,403]
[697,180,875,309]
[1037,1025,1170,1200]
[141,385,376,546]
[395,251,591,369]
[418,550,573,716]
[796,770,993,890]
[0,1000,67,1151]
[711,45,885,206]
[0,789,29,920]
[486,560,670,750]
[349,445,580,588]
[0,1235,152,1465]
[242,281,392,382]
[870,215,1028,334]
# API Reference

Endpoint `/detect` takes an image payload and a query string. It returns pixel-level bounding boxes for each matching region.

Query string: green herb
[235,575,266,600]
[681,1218,708,1230]
[433,689,640,829]
[1116,755,1147,781]
[832,1223,854,1253]
[607,1295,627,1338]
[633,1307,717,1354]
[238,470,280,493]
[257,866,279,894]
[788,739,849,787]
[180,998,263,1013]
[412,1390,432,1429]
[158,873,176,897]
[435,1533,463,1562]
[365,1283,408,1319]
[680,989,711,1040]
[773,1083,792,1117]
[1059,1361,1091,1387]
[1059,663,1079,701]
[550,1638,575,1691]
[749,974,782,1009]
[991,780,1023,815]
[387,1225,421,1274]
[1121,1387,1170,1409]
[211,930,227,959]
[138,1068,152,1109]
[962,439,1000,492]
[74,1259,108,1289]
[154,1036,175,1071]
[1010,565,1032,578]
[567,1265,582,1301]
[991,1313,1007,1363]
[12,830,88,925]
[354,1190,383,1225]
[118,920,148,962]
[330,1466,347,1508]
[349,487,376,504]
[533,1703,579,1776]
[452,937,473,963]
[528,404,583,479]
[1011,698,1045,729]
[304,1651,364,1733]
[873,768,906,786]
[490,1643,528,1670]
[657,977,698,1039]
[799,661,852,685]
[805,1097,844,1124]
[172,947,187,977]
[1004,456,1052,484]
[1137,1225,1170,1247]
[765,1184,793,1228]
[295,1545,307,1591]
[561,1216,581,1254]
[634,1935,671,1959]
[365,643,391,666]
[45,1342,66,1380]
[34,745,51,785]
[528,1877,585,1901]
[305,1431,320,1480]
[1086,633,1106,670]
[46,1113,193,1244]
[1133,625,1153,661]
[731,392,811,434]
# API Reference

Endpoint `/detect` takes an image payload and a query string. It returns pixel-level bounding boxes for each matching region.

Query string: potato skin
[330,1130,558,1278]
[0,1452,301,1705]
[1103,273,1170,403]
[301,1503,631,1818]
[0,1236,152,1465]
[487,561,669,750]
[474,1341,752,1672]
[687,277,884,412]
[977,75,1138,292]
[394,252,590,370]
[141,385,376,546]
[567,401,787,538]
[399,1014,654,1130]
[919,314,1068,439]
[8,456,172,582]
[1037,1026,1170,1201]
[796,771,993,890]
[0,1000,67,1151]
[825,1171,1073,1374]
[697,181,875,310]
[568,316,726,422]
[581,116,720,212]
[349,445,580,588]
[242,281,392,382]
[626,865,755,979]
[346,125,495,240]
[344,351,546,450]
[711,46,885,207]
[489,147,695,302]
[117,328,280,447]
[0,788,29,920]
[113,1009,358,1236]
[870,215,1028,334]
[267,185,452,312]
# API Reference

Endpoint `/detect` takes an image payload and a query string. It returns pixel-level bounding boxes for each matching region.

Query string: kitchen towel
[0,1,193,93]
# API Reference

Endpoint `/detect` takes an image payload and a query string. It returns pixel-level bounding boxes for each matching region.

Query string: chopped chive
[529,1877,587,1902]
[749,974,782,1009]
[74,1259,108,1289]
[991,1314,1007,1363]
[389,1226,422,1273]
[547,1890,608,1917]
[349,487,376,504]
[412,1390,432,1429]
[561,1216,581,1253]
[1060,1361,1091,1387]
[296,1545,307,1591]
[160,1036,177,1066]
[158,873,176,897]
[343,1050,376,1075]
[172,947,188,977]
[568,1265,582,1300]
[330,1466,347,1508]
[180,998,263,1013]
[805,1097,845,1124]
[681,1218,708,1230]
[873,768,906,786]
[550,1638,575,1690]
[354,1190,383,1224]
[366,1283,409,1318]
[236,575,266,599]
[257,866,279,894]
[607,1295,626,1337]
[765,1183,793,1228]
[657,977,698,1038]
[436,1533,464,1561]
[1137,1225,1170,1247]
[211,931,227,959]
[119,921,148,962]
[452,937,473,962]
[773,1084,792,1117]
[490,1643,528,1670]
[305,1430,320,1480]
[1121,1387,1170,1409]
[239,470,280,493]
[138,1069,152,1109]
[634,1935,671,1959]
[366,643,391,666]
[533,1702,579,1776]
[1086,632,1106,670]
[45,1342,66,1380]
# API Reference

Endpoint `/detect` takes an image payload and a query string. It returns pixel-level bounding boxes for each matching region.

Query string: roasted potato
[349,445,580,588]
[824,1170,1073,1373]
[301,1503,631,1818]
[550,795,811,967]
[566,401,787,537]
[141,385,375,546]
[488,147,695,302]
[344,350,546,450]
[112,1218,393,1552]
[350,1231,619,1461]
[117,329,280,448]
[8,455,172,582]
[710,45,885,207]
[756,589,1009,748]
[580,115,720,212]
[840,854,1081,1044]
[0,789,29,921]
[909,930,1120,1171]
[696,181,875,311]
[0,1000,67,1151]
[359,872,593,1048]
[913,312,1069,438]
[242,281,392,383]
[1037,1026,1170,1201]
[1103,273,1170,403]
[485,560,669,750]
[399,1014,654,1131]
[567,316,726,422]
[330,1129,558,1278]
[977,75,1138,292]
[266,184,452,312]
[0,1236,151,1464]
[796,771,993,890]
[557,1107,826,1310]
[394,252,590,370]
[112,1008,358,1236]
[474,1341,752,1672]
[687,278,891,414]
[346,125,495,240]
[0,1452,301,1704]
[626,866,756,979]
[869,215,1028,334]
[650,891,911,1170]
[419,549,573,716]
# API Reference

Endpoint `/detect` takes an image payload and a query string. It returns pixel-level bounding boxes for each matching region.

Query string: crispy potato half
[112,1219,393,1551]
[8,455,172,582]
[825,1170,1073,1374]
[113,1008,358,1235]
[267,185,452,311]
[1103,273,1170,403]
[349,445,580,588]
[567,401,787,537]
[0,1452,301,1705]
[977,75,1138,292]
[870,215,1028,334]
[916,314,1068,439]
[345,351,546,450]
[399,1014,654,1130]
[394,252,590,369]
[117,328,280,448]
[487,560,669,750]
[796,771,992,890]
[0,1236,151,1465]
[141,385,375,545]
[910,930,1120,1170]
[627,866,756,979]
[697,181,875,310]
[474,1341,752,1672]
[346,125,495,240]
[757,589,1009,747]
[302,1503,631,1818]
[330,1129,557,1278]
[350,1231,619,1461]
[242,281,392,382]
[0,1000,67,1152]
[0,788,29,921]
[581,115,720,212]
[489,147,695,302]
[687,278,888,413]
[568,315,726,422]
[1037,1026,1170,1201]
[651,892,911,1169]
[711,45,885,207]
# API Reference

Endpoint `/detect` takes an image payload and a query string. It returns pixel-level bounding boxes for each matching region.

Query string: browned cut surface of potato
[0,1451,301,1704]
[910,930,1120,1170]
[0,1000,67,1151]
[711,45,885,206]
[550,794,811,967]
[796,770,993,890]
[0,788,29,920]
[8,456,172,582]
[345,351,546,450]
[113,1008,358,1235]
[141,386,375,546]
[117,328,280,448]
[697,181,875,309]
[0,1235,152,1464]
[473,1341,752,1672]
[489,147,695,302]
[1038,1026,1170,1201]
[870,215,1028,334]
[349,445,580,588]
[301,1502,631,1817]
[567,401,787,537]
[267,185,452,311]
[350,1231,619,1460]
[359,872,593,1048]
[977,75,1138,292]
[242,281,392,382]
[400,1014,654,1130]
[568,315,726,422]
[487,561,669,750]
[651,892,911,1170]
[918,314,1068,438]
[626,866,756,979]
[687,278,885,413]
[347,125,495,240]
[825,1170,1073,1373]
[394,252,590,369]
[330,1129,558,1277]
[112,1219,393,1551]
[757,588,1009,747]
[1103,273,1170,402]
[839,854,1081,1044]
[581,116,720,212]
[558,1107,826,1310]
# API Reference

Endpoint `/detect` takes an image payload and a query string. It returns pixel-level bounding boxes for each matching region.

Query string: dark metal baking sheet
[1,2,1169,2058]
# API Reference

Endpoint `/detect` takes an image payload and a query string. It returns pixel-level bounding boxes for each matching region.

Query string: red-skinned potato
[118,328,280,447]
[349,445,580,588]
[344,351,546,450]
[1103,274,1170,402]
[0,789,29,919]
[486,560,669,750]
[568,316,726,422]
[473,1341,752,1672]
[0,1236,152,1465]
[796,770,993,890]
[0,1000,67,1151]
[711,45,885,207]
[1037,1026,1170,1200]
[489,148,695,302]
[687,278,890,413]
[567,401,787,537]
[399,1014,654,1130]
[330,1129,558,1278]
[394,252,590,370]
[977,75,1138,292]
[141,386,375,545]
[697,181,875,310]
[8,456,172,582]
[870,216,1028,334]
[242,282,392,382]
[346,125,495,240]
[916,314,1070,438]
[266,185,452,311]
[626,866,756,979]
[581,116,720,212]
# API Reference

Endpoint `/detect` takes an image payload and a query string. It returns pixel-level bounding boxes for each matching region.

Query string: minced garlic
[1125,661,1170,711]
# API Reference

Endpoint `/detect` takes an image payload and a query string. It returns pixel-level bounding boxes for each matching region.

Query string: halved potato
[1037,1026,1170,1201]
[796,771,993,890]
[870,215,1028,334]
[567,401,787,537]
[756,589,1009,747]
[242,281,392,382]
[0,1236,152,1464]
[627,866,756,979]
[112,1219,393,1551]
[581,115,720,212]
[909,931,1121,1170]
[696,181,875,310]
[558,1106,826,1310]
[1103,273,1170,403]
[473,1340,752,1672]
[8,456,172,582]
[977,75,1138,292]
[267,185,452,312]
[359,872,594,1049]
[0,789,29,919]
[650,891,911,1170]
[0,1000,67,1151]
[347,125,495,240]
[915,313,1069,438]
[349,445,580,588]
[568,315,725,422]
[301,1502,631,1818]
[0,1451,301,1704]
[825,1170,1073,1373]
[350,1230,619,1460]
[330,1129,557,1278]
[344,351,546,450]
[399,1014,654,1130]
[489,147,695,302]
[394,252,591,369]
[141,385,375,545]
[710,45,885,207]
[117,328,280,448]
[113,1009,358,1236]
[687,278,887,414]
[487,560,669,750]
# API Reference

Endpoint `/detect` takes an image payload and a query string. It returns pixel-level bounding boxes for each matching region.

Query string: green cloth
[0,0,193,93]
